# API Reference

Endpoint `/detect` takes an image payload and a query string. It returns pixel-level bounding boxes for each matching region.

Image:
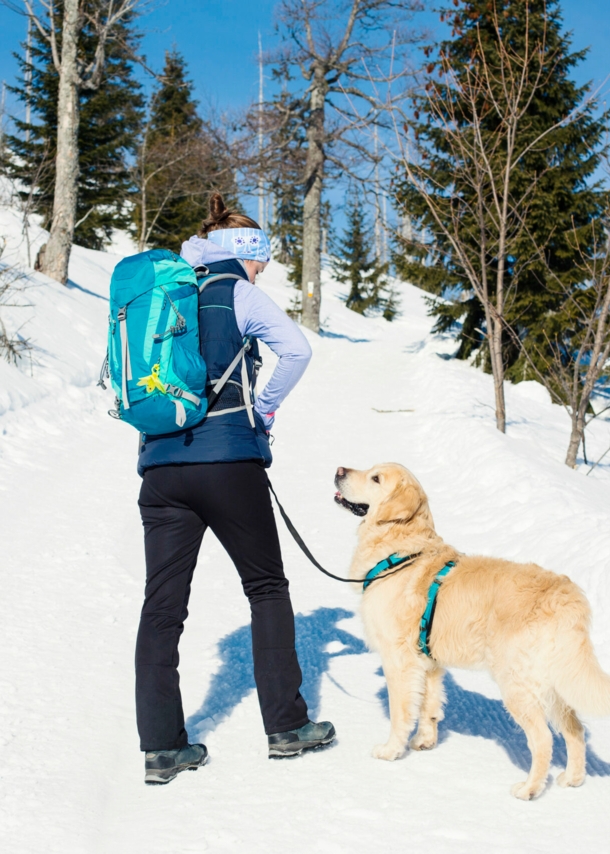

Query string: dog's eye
[371,475,380,483]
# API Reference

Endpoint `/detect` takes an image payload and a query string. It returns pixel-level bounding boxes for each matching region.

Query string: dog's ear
[375,478,423,525]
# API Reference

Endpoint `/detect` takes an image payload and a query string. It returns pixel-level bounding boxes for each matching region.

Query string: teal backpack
[99,249,209,435]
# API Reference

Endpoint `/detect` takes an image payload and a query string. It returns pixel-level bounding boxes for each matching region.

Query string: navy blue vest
[137,259,272,474]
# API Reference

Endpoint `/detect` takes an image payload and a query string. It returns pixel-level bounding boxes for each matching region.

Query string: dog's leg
[410,667,445,751]
[503,688,553,800]
[373,653,426,761]
[550,698,586,789]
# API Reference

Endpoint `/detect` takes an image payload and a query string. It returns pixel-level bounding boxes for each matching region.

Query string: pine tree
[394,0,606,378]
[134,50,236,253]
[333,190,394,318]
[7,4,143,251]
[140,50,201,251]
[265,93,305,285]
[270,173,303,286]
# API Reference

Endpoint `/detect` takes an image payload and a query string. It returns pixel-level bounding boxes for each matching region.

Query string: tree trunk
[491,316,506,433]
[138,179,147,253]
[493,206,508,434]
[301,71,326,333]
[565,409,585,468]
[41,0,80,284]
[564,280,610,467]
[482,287,506,434]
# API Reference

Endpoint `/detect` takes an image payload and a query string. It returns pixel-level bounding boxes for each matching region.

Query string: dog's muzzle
[334,469,369,516]
[334,492,369,516]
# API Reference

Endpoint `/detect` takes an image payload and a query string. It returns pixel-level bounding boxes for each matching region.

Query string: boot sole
[268,733,336,758]
[145,754,209,785]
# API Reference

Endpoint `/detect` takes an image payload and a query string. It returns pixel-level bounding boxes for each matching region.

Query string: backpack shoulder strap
[207,345,246,405]
[197,270,256,428]
[197,271,243,293]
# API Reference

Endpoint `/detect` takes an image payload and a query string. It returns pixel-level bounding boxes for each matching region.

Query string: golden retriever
[334,462,610,800]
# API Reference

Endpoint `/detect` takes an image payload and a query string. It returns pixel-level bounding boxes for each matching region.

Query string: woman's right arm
[234,280,312,428]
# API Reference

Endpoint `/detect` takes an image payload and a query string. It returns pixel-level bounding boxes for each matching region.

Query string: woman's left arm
[234,280,312,427]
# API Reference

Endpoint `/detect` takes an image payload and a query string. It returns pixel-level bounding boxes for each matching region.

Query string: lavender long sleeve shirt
[181,236,312,426]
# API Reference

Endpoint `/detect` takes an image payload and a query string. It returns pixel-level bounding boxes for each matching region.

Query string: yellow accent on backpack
[137,364,166,395]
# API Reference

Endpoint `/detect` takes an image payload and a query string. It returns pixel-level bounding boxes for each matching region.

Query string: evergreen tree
[134,50,236,253]
[266,93,306,286]
[395,0,606,379]
[7,4,143,251]
[270,169,303,286]
[139,50,201,251]
[333,190,395,319]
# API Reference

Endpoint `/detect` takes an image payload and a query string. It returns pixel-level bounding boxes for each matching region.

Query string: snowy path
[1,229,610,852]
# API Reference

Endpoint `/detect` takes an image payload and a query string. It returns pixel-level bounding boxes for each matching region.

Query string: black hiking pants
[135,460,309,751]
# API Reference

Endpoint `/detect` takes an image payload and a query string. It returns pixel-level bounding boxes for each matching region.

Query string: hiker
[135,193,335,785]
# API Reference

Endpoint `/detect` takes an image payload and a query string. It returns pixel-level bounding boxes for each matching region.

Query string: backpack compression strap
[118,306,132,410]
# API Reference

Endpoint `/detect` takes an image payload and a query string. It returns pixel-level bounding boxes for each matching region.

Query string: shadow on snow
[186,607,366,740]
[319,330,370,343]
[186,605,610,776]
[377,671,610,776]
[66,278,108,301]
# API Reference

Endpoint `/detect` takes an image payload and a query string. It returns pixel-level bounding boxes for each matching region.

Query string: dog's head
[334,463,434,532]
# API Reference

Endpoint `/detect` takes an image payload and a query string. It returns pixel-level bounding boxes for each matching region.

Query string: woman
[135,193,335,785]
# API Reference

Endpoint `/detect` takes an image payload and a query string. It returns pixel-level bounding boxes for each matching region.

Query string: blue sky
[1,0,609,222]
[2,0,608,114]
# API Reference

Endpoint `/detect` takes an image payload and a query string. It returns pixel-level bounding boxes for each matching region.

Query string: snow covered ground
[1,206,610,853]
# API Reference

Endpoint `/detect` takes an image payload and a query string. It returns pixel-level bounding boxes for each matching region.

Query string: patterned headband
[206,227,271,262]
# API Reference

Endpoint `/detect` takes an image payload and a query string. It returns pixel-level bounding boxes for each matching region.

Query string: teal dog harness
[362,554,456,657]
[362,553,420,591]
[418,561,456,657]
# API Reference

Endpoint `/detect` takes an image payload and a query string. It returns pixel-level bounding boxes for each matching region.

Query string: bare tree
[0,239,33,364]
[274,0,421,333]
[398,2,583,432]
[508,214,610,468]
[0,80,7,164]
[20,141,52,267]
[132,113,236,252]
[17,0,140,284]
[133,123,196,253]
[240,90,307,263]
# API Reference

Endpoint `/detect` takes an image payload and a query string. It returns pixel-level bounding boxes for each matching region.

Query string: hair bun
[209,192,229,223]
[198,192,261,237]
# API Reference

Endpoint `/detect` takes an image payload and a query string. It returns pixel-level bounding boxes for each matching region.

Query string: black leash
[267,478,420,587]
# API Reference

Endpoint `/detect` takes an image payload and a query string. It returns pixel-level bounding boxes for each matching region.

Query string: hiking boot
[268,720,336,758]
[144,743,208,785]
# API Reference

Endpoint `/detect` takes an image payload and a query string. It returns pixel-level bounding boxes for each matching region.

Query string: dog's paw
[410,731,437,751]
[372,742,404,761]
[511,780,545,801]
[557,770,585,789]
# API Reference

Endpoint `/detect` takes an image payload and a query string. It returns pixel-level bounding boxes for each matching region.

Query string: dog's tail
[553,630,610,717]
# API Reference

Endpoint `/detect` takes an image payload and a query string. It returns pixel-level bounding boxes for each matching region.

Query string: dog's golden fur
[336,462,610,800]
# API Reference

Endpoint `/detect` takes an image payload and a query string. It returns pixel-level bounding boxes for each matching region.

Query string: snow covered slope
[1,212,610,853]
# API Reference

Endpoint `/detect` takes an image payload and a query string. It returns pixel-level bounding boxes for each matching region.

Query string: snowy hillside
[1,207,610,853]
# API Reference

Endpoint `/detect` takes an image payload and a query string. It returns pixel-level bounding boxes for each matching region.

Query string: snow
[1,204,610,853]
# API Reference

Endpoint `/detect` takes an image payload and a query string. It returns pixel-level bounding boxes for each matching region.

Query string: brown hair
[199,192,260,236]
